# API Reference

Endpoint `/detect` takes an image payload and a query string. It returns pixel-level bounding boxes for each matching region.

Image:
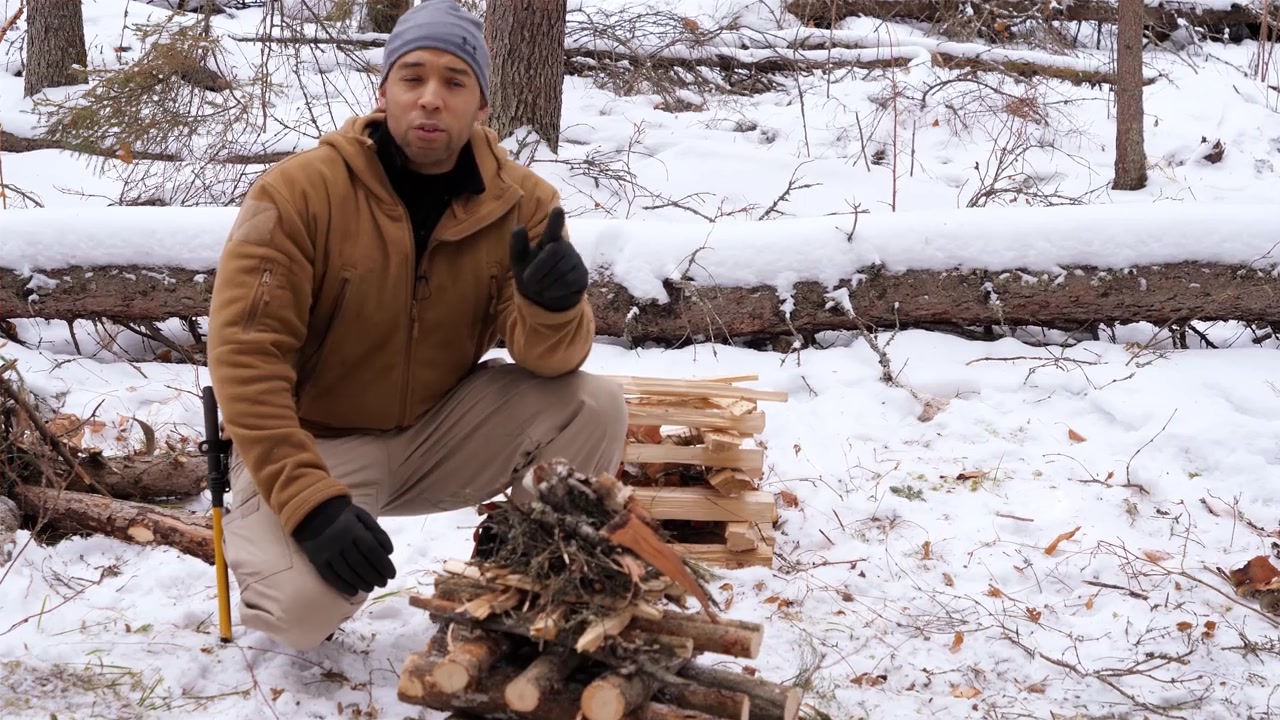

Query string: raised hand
[509,207,588,313]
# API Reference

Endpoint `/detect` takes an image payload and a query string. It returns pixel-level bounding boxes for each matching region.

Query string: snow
[4,0,1280,719]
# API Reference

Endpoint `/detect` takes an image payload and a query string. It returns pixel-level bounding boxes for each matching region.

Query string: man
[206,0,628,650]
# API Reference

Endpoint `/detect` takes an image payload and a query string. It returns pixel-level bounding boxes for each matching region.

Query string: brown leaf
[270,687,285,702]
[1044,526,1081,555]
[956,470,987,481]
[1025,606,1042,623]
[951,685,981,699]
[922,540,933,560]
[949,631,964,653]
[985,586,1004,598]
[719,582,734,593]
[1142,549,1174,563]
[777,490,800,509]
[942,572,955,587]
[1026,683,1046,694]
[1068,427,1086,442]
[1228,555,1280,593]
[851,673,886,687]
[1176,620,1194,632]
[1085,596,1095,610]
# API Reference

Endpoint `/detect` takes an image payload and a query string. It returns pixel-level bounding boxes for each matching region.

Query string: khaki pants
[221,362,628,650]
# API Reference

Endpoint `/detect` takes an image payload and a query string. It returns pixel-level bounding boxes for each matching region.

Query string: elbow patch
[228,199,281,246]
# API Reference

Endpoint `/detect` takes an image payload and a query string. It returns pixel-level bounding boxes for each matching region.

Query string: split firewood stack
[610,374,788,570]
[397,458,804,720]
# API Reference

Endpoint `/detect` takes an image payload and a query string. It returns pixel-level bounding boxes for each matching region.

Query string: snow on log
[3,204,1279,337]
[786,0,1277,36]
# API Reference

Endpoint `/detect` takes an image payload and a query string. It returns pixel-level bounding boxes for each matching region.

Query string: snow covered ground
[4,0,1280,719]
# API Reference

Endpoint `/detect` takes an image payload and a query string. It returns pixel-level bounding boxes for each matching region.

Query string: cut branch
[14,262,1280,343]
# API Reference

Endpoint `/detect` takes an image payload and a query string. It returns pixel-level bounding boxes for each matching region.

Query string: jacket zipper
[240,263,274,334]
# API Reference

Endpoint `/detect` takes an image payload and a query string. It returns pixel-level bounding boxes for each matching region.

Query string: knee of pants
[238,574,364,651]
[568,372,629,448]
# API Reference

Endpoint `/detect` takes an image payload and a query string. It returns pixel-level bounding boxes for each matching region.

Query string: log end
[396,652,431,702]
[783,685,802,720]
[504,677,541,713]
[431,659,473,694]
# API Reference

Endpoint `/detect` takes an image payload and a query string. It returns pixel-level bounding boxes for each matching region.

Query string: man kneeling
[205,0,627,650]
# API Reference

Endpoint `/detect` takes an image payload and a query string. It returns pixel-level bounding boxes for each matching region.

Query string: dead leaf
[117,142,134,164]
[951,685,981,699]
[270,687,285,702]
[1026,683,1046,694]
[777,490,800,509]
[1044,526,1081,555]
[956,470,987,481]
[1228,555,1280,594]
[922,540,933,560]
[1085,596,1095,610]
[1176,620,1194,632]
[1142,549,1174,563]
[1068,427,1086,442]
[851,673,886,687]
[1025,606,1042,623]
[949,631,964,653]
[942,572,955,587]
[719,583,734,593]
[985,586,1004,598]
[680,16,700,32]
[917,396,949,422]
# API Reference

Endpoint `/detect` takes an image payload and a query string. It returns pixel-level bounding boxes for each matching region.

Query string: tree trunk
[22,0,87,98]
[1112,0,1148,191]
[361,0,412,33]
[11,261,1280,340]
[484,0,568,153]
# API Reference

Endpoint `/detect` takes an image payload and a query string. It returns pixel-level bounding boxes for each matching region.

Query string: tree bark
[361,0,412,34]
[22,0,88,98]
[10,262,1280,341]
[484,0,568,152]
[1112,0,1148,191]
[13,449,207,501]
[11,485,216,564]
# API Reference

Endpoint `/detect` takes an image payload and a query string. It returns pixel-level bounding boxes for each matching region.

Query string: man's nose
[417,82,445,110]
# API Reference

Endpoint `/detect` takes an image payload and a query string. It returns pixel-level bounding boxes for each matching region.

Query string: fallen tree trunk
[1,128,293,165]
[11,484,215,564]
[786,0,1276,39]
[9,449,207,501]
[7,262,1280,343]
[62,451,206,500]
[227,36,1134,87]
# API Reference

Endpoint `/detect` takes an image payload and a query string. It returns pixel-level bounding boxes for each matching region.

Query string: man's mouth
[412,123,444,138]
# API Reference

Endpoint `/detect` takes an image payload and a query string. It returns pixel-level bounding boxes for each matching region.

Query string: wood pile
[397,458,804,720]
[610,375,786,570]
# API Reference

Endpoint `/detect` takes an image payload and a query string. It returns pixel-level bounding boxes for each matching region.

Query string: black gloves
[291,495,396,597]
[509,206,589,313]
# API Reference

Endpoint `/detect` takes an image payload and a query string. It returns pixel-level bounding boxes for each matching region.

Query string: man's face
[377,48,488,175]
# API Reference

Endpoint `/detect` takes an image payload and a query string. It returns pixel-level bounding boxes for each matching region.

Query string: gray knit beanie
[380,0,490,101]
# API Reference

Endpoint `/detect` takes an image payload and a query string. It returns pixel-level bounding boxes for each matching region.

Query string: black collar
[371,121,487,198]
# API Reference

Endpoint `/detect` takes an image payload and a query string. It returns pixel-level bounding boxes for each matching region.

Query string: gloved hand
[509,206,588,313]
[291,495,396,597]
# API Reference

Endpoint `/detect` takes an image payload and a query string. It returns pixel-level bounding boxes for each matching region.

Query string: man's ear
[376,85,387,111]
[477,103,490,125]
